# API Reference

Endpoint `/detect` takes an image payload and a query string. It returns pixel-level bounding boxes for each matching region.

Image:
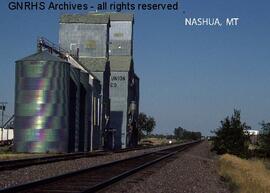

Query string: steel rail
[0,140,201,193]
[0,143,177,171]
[0,151,106,171]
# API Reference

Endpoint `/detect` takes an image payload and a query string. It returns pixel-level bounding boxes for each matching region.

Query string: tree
[145,116,156,135]
[174,127,201,141]
[137,113,156,137]
[174,127,184,140]
[211,109,250,157]
[258,121,270,157]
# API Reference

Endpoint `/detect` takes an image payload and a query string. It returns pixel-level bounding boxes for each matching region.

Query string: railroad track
[0,140,201,193]
[0,151,107,171]
[0,144,174,171]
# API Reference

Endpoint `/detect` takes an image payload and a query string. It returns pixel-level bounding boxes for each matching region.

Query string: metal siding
[80,72,91,151]
[59,23,108,58]
[14,59,70,153]
[70,67,81,152]
[109,21,133,56]
[15,141,67,153]
[90,71,110,146]
[92,72,104,148]
[109,72,129,148]
[59,20,109,151]
[56,13,138,150]
[135,76,140,118]
[91,79,102,150]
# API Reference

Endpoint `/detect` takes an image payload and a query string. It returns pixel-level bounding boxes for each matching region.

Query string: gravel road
[99,141,230,193]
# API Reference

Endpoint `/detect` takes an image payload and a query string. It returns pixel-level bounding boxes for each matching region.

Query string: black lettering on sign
[111,76,126,81]
[110,83,117,87]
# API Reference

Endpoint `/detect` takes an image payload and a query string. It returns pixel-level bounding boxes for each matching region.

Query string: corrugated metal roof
[60,13,109,24]
[79,58,108,72]
[17,51,67,63]
[109,56,133,72]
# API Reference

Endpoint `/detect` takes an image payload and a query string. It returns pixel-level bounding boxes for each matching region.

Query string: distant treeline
[146,134,174,139]
[174,127,202,140]
[146,128,201,141]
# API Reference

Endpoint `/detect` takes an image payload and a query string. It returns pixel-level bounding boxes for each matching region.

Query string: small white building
[246,130,259,144]
[0,128,14,141]
[247,130,259,136]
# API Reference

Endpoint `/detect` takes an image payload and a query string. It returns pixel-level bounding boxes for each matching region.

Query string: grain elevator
[14,12,139,153]
[109,13,139,148]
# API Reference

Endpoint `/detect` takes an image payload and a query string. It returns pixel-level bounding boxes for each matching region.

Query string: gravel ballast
[100,141,230,193]
[0,144,180,189]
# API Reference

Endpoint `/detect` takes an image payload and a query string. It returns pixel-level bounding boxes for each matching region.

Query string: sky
[0,0,270,136]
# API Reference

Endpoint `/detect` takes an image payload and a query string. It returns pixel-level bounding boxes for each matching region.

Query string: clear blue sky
[0,0,270,135]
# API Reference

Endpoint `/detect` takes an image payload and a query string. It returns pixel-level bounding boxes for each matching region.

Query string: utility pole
[0,102,7,142]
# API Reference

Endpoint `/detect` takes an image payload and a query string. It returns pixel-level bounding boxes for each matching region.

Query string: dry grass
[140,138,176,146]
[0,152,59,160]
[0,153,36,160]
[219,154,270,193]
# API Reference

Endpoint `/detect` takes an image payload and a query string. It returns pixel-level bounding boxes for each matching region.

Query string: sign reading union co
[110,76,126,87]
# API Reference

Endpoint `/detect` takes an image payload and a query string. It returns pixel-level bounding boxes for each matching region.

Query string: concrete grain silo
[14,51,70,153]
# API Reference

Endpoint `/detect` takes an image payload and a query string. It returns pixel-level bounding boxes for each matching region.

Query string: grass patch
[140,137,176,146]
[218,154,270,193]
[0,153,58,160]
[0,146,59,160]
